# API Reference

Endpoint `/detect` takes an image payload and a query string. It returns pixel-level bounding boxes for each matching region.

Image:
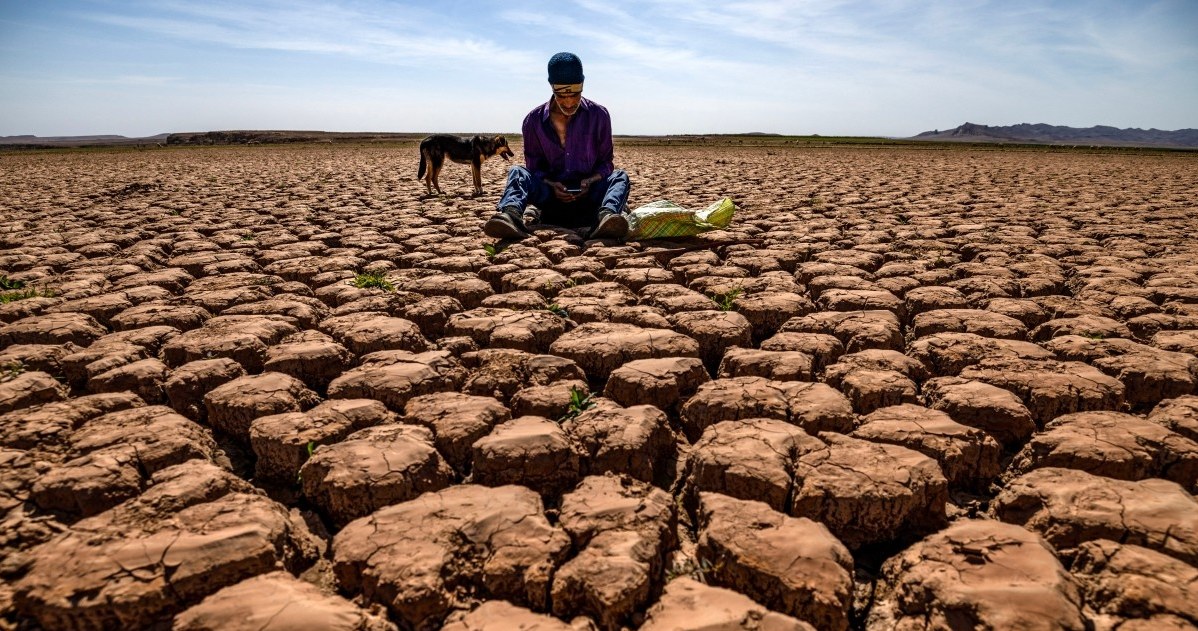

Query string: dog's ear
[471,135,484,145]
[494,135,506,145]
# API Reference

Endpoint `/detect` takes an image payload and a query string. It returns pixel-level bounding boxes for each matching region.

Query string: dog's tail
[417,147,427,179]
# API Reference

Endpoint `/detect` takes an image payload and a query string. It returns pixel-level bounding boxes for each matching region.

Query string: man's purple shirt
[521,97,614,186]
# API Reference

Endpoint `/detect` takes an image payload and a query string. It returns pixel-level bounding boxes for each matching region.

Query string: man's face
[553,87,582,116]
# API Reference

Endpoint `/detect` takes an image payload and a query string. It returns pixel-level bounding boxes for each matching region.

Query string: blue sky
[1,0,1195,137]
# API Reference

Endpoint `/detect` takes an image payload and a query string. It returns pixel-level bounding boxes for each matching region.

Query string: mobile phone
[565,187,582,194]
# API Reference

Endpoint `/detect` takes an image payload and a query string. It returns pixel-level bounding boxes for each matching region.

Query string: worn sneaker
[484,208,530,239]
[589,211,629,240]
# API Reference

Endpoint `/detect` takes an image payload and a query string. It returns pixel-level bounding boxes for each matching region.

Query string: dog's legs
[471,158,483,196]
[420,149,433,195]
[431,155,445,195]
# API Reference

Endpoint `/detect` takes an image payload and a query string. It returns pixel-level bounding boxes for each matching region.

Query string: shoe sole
[484,217,527,239]
[590,215,629,239]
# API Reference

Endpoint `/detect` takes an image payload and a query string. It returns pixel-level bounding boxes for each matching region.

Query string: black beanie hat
[547,52,584,84]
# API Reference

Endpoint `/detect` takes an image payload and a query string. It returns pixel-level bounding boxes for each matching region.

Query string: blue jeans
[497,166,630,229]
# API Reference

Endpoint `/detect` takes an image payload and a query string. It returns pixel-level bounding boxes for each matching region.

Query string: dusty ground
[2,141,1198,630]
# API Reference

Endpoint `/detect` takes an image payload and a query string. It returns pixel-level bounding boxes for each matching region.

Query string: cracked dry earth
[2,142,1198,631]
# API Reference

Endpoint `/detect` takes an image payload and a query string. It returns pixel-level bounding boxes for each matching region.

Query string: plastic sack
[626,197,736,240]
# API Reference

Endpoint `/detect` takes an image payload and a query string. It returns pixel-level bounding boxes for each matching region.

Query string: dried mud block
[680,377,854,442]
[686,419,823,513]
[14,465,316,631]
[0,343,76,379]
[985,297,1051,328]
[812,248,884,272]
[88,357,171,403]
[481,290,549,310]
[697,493,853,631]
[911,308,1028,340]
[441,601,574,631]
[0,391,143,452]
[759,332,845,371]
[95,324,180,355]
[472,416,581,498]
[401,392,510,475]
[853,404,1002,490]
[640,577,815,631]
[668,310,753,374]
[835,369,918,415]
[29,405,221,517]
[866,519,1085,631]
[511,379,589,419]
[499,268,572,298]
[0,312,107,347]
[717,347,815,382]
[1045,335,1198,407]
[603,356,710,415]
[172,571,397,630]
[550,322,700,386]
[1128,313,1198,340]
[779,310,903,353]
[993,467,1198,565]
[605,267,677,292]
[822,349,930,387]
[0,296,60,324]
[1150,395,1198,443]
[328,350,467,412]
[793,433,948,550]
[907,332,1054,377]
[732,292,816,344]
[552,476,676,629]
[112,267,194,293]
[398,295,461,339]
[45,292,133,327]
[806,275,881,299]
[563,401,678,484]
[222,296,328,329]
[817,289,905,320]
[300,424,453,528]
[60,340,147,389]
[1071,540,1198,631]
[1008,411,1198,492]
[262,333,353,392]
[461,349,586,401]
[204,372,320,442]
[959,358,1125,424]
[0,371,67,415]
[250,398,394,482]
[165,358,246,422]
[904,286,969,319]
[1153,329,1198,356]
[110,303,211,332]
[392,271,494,309]
[639,283,718,314]
[1030,315,1134,342]
[161,315,299,371]
[445,307,567,354]
[922,377,1036,447]
[331,485,570,629]
[319,312,430,356]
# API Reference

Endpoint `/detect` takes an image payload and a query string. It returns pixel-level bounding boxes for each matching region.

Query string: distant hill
[912,123,1198,148]
[0,133,170,147]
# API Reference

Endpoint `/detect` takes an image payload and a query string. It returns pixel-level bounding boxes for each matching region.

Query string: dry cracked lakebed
[1,141,1197,630]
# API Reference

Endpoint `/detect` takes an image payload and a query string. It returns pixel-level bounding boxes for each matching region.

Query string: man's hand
[548,180,576,202]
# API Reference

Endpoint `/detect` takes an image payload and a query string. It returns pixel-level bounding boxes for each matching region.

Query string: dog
[417,134,514,196]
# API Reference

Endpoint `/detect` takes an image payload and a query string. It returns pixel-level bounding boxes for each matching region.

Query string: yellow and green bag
[626,198,736,240]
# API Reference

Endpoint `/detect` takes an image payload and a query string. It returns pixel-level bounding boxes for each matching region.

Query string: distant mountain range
[0,133,170,147]
[912,123,1198,148]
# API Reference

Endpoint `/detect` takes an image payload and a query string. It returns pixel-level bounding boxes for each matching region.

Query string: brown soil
[1,142,1197,629]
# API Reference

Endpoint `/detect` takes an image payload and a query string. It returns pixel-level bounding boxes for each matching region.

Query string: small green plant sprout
[0,276,25,290]
[896,214,910,224]
[557,386,595,423]
[546,303,569,318]
[483,243,498,259]
[239,231,255,241]
[296,440,318,484]
[1081,331,1105,341]
[0,361,26,383]
[351,271,394,292]
[711,287,743,311]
